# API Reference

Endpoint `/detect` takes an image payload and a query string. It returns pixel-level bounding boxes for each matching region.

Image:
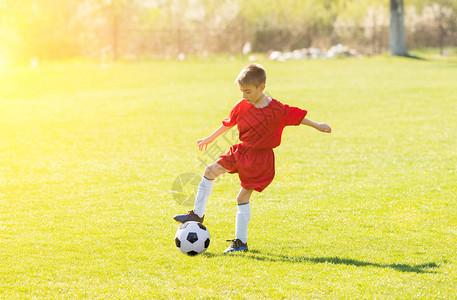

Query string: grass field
[1,56,456,298]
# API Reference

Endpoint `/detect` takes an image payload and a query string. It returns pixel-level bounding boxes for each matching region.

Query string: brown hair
[235,63,266,87]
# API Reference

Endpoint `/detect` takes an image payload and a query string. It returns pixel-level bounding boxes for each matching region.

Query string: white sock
[193,176,214,218]
[235,202,251,244]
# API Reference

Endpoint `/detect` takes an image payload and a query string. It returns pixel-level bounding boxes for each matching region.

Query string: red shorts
[216,143,275,192]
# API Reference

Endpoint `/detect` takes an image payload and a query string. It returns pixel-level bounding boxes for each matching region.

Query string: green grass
[1,56,456,298]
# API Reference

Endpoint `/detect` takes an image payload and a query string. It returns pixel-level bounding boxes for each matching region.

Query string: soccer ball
[175,221,210,256]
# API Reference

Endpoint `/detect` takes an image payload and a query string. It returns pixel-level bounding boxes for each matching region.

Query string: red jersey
[222,98,307,150]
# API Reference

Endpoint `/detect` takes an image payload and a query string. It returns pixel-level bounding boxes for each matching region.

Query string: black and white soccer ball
[175,221,210,256]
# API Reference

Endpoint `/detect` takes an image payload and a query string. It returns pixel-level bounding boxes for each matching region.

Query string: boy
[174,63,331,253]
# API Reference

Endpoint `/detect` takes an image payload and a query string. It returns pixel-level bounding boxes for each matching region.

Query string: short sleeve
[222,100,243,127]
[284,104,307,126]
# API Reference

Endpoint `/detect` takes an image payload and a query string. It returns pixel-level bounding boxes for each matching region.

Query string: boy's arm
[301,117,332,133]
[197,124,234,151]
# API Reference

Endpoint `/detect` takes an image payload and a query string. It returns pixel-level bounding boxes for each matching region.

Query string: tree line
[0,0,456,62]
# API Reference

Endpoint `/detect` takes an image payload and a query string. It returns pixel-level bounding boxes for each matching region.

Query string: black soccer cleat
[223,239,249,253]
[173,210,204,223]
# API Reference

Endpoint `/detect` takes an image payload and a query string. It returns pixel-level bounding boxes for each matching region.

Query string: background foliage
[1,0,457,62]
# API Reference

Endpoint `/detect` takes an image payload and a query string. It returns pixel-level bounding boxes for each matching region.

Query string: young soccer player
[174,63,331,253]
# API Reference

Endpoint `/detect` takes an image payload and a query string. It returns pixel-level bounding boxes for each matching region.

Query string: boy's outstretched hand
[316,123,332,133]
[301,117,331,133]
[196,124,233,151]
[197,137,213,151]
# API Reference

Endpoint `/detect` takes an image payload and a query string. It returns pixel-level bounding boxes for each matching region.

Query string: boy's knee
[204,164,218,180]
[203,162,227,180]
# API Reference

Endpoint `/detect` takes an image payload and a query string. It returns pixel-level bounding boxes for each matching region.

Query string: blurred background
[0,0,456,64]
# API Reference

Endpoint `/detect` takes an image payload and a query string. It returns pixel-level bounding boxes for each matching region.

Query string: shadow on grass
[203,250,439,274]
[404,54,428,60]
[398,53,457,64]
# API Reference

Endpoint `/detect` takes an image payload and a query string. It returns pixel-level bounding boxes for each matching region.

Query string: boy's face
[238,84,265,105]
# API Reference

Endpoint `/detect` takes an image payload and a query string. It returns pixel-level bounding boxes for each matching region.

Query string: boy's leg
[235,188,253,244]
[224,187,252,253]
[193,162,228,217]
[173,162,228,223]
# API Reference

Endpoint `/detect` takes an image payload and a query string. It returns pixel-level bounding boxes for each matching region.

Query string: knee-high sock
[193,176,214,218]
[235,202,251,244]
